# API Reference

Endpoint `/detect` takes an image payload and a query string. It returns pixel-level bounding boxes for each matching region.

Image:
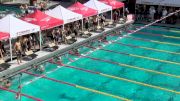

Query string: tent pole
[135,4,137,15]
[81,19,83,31]
[123,7,125,17]
[111,10,113,22]
[39,31,42,51]
[9,38,12,61]
[63,25,64,30]
[98,14,99,26]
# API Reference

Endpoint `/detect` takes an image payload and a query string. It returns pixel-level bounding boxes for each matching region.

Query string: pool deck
[0,19,134,78]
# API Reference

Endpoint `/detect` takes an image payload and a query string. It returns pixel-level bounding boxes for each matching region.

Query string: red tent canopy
[68,2,98,18]
[22,10,64,30]
[0,32,10,40]
[99,0,124,10]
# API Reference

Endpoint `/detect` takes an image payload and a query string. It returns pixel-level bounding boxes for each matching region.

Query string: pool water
[0,5,22,14]
[0,24,180,101]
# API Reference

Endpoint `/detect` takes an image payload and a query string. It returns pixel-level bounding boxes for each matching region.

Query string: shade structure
[0,15,40,61]
[99,0,124,9]
[0,15,40,38]
[68,2,98,18]
[84,0,112,14]
[161,0,180,7]
[45,5,83,24]
[136,0,180,7]
[0,32,10,40]
[136,0,162,6]
[22,10,64,30]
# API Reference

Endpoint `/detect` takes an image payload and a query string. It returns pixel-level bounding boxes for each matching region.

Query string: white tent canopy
[84,0,112,14]
[136,0,180,7]
[45,5,83,24]
[0,15,40,61]
[0,15,40,38]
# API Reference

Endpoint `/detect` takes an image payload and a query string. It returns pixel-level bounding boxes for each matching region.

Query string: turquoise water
[0,5,22,14]
[0,24,180,101]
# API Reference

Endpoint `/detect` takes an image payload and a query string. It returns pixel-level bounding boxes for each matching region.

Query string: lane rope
[85,45,180,66]
[135,25,180,34]
[126,36,180,46]
[0,86,43,101]
[55,59,180,94]
[74,51,180,79]
[112,42,180,55]
[133,31,180,39]
[24,71,130,101]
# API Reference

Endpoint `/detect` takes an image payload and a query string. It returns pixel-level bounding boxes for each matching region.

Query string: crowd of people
[136,5,180,24]
[19,0,48,16]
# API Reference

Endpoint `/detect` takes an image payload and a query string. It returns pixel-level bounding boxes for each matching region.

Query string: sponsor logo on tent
[17,29,36,36]
[69,7,88,11]
[69,7,79,11]
[0,36,9,40]
[24,18,37,22]
[40,17,51,22]
[67,17,81,23]
[101,8,110,13]
[110,1,117,5]
[81,7,89,11]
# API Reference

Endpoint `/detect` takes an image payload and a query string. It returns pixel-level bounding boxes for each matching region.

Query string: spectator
[20,5,26,15]
[24,4,29,14]
[93,16,98,30]
[21,37,28,52]
[100,14,106,27]
[84,18,89,31]
[33,0,38,7]
[125,7,129,17]
[157,6,162,19]
[113,11,118,23]
[149,6,156,21]
[0,41,6,60]
[162,8,168,23]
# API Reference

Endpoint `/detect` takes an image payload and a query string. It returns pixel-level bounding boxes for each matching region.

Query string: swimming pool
[0,24,180,101]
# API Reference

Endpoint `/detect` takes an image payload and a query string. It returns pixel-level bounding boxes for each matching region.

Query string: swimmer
[102,36,107,43]
[56,56,61,61]
[38,65,45,73]
[72,48,79,55]
[33,65,44,73]
[4,80,11,88]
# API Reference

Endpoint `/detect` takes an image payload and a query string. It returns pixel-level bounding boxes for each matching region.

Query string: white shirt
[162,9,167,16]
[149,8,156,15]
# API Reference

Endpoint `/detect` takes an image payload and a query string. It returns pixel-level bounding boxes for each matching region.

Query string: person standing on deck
[0,41,5,60]
[162,8,168,23]
[113,11,118,23]
[149,6,156,22]
[84,18,89,31]
[14,38,22,64]
[157,6,162,19]
[22,37,28,53]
